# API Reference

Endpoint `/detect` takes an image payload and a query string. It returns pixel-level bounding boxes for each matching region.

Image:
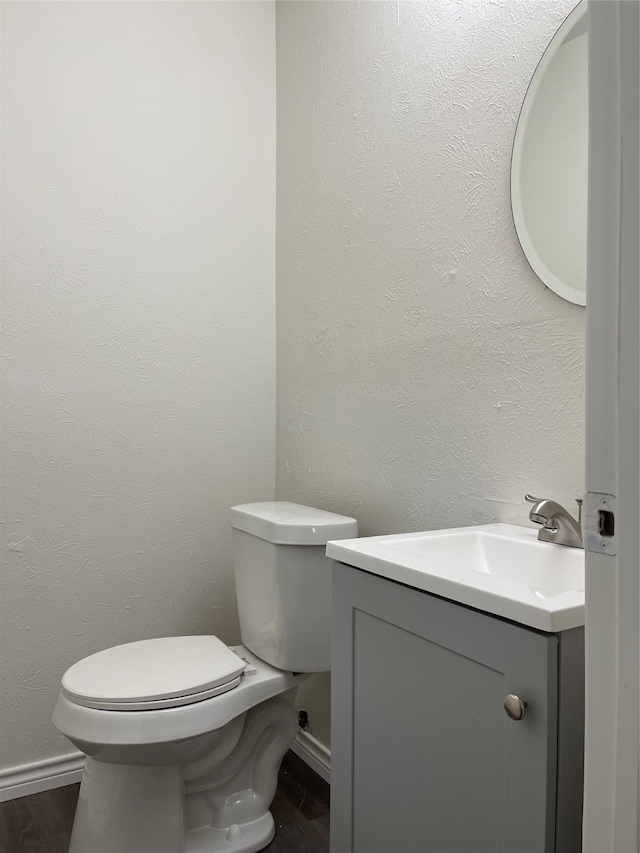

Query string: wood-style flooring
[0,750,329,853]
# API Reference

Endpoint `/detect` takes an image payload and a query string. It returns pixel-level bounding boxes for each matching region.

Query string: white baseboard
[0,751,85,802]
[290,730,331,784]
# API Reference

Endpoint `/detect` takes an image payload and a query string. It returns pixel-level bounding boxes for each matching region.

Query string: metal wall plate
[583,492,617,556]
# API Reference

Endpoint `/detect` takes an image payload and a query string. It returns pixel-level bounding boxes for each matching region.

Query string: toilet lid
[62,636,247,711]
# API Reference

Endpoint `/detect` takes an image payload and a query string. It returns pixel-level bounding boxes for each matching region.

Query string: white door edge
[583,2,639,850]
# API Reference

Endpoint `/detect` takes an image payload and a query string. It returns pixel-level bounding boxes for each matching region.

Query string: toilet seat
[61,636,246,711]
[54,645,307,751]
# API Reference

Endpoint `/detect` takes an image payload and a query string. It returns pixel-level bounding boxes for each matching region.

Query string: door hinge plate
[583,492,617,556]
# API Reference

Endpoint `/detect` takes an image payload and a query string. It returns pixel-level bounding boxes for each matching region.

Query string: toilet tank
[230,502,358,672]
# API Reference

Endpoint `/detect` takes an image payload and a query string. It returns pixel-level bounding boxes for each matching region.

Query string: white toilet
[53,502,357,853]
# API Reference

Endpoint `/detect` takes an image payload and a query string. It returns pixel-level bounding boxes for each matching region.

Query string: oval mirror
[511,1,588,306]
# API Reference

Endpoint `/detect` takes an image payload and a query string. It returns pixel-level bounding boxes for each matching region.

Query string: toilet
[53,502,357,853]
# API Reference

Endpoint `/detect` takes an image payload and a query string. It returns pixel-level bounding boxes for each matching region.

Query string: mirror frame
[510,1,588,306]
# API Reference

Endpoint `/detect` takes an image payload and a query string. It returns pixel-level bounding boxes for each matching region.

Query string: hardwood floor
[0,751,329,853]
[0,783,79,853]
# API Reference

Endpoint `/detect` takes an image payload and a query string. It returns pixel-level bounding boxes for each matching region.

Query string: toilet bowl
[53,503,357,853]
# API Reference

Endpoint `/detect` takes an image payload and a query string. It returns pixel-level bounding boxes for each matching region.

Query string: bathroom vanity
[328,525,585,853]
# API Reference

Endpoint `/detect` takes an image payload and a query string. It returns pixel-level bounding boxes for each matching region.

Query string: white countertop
[327,523,585,633]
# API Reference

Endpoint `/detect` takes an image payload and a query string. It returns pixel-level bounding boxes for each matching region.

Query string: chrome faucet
[525,494,584,549]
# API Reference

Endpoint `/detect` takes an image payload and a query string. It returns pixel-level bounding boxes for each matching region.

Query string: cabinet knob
[504,693,527,720]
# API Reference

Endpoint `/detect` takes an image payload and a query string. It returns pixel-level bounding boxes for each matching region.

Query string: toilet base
[186,813,275,853]
[65,692,299,853]
[69,757,278,853]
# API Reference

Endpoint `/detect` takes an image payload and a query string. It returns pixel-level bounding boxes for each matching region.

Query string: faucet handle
[525,494,543,504]
[575,498,583,524]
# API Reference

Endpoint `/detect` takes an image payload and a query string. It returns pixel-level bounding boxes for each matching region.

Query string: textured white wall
[1,1,275,770]
[276,0,585,746]
[1,0,586,771]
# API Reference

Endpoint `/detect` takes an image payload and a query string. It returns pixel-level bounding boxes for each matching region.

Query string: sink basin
[382,528,583,597]
[326,523,585,632]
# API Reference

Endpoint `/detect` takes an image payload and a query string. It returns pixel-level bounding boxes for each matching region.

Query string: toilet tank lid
[230,502,358,545]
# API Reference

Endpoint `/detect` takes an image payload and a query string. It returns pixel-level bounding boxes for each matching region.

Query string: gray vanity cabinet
[331,563,584,853]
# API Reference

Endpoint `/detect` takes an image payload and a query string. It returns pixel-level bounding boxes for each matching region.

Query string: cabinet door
[331,563,558,853]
